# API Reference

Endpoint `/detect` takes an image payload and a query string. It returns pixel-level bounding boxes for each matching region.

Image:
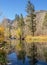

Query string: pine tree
[26,0,34,15]
[19,14,24,28]
[25,0,37,65]
[15,14,20,21]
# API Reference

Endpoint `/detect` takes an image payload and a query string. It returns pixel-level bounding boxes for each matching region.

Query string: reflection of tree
[43,47,47,62]
[29,58,38,65]
[26,43,37,65]
[17,49,26,63]
[0,49,7,65]
[0,41,7,64]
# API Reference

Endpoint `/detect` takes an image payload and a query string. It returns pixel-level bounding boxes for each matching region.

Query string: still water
[7,53,47,65]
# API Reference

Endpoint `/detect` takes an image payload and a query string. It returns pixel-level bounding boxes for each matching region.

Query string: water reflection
[3,39,47,65]
[7,52,47,65]
[17,50,26,63]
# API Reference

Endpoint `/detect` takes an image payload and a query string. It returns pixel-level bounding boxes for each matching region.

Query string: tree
[43,13,47,29]
[26,0,34,15]
[0,26,4,43]
[15,14,24,38]
[19,14,24,27]
[25,0,37,65]
[15,14,20,21]
[16,14,24,45]
[18,14,25,45]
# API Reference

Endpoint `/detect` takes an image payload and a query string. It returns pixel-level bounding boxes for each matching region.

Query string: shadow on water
[7,52,47,65]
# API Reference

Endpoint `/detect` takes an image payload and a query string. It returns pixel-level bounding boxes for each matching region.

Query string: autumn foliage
[0,26,4,43]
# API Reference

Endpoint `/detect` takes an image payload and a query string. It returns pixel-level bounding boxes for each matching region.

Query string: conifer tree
[25,0,37,65]
[15,14,20,21]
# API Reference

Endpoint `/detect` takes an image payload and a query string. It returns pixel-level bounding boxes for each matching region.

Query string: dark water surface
[7,53,47,65]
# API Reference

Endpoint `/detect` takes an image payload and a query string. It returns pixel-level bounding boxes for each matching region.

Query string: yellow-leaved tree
[0,26,4,43]
[15,28,22,38]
